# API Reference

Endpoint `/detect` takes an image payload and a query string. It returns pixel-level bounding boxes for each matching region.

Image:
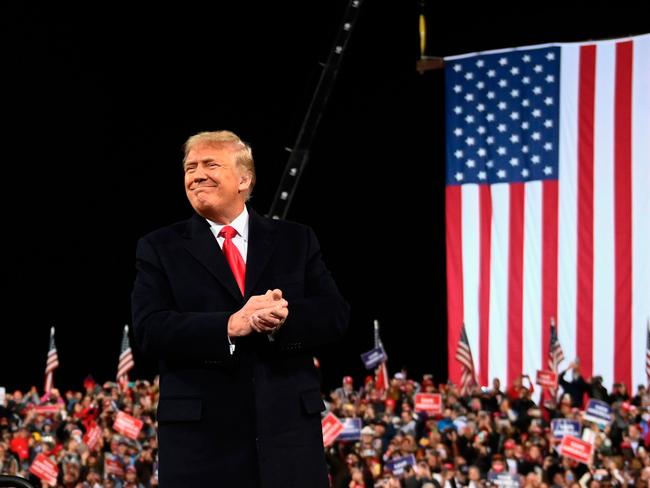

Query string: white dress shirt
[206,206,249,262]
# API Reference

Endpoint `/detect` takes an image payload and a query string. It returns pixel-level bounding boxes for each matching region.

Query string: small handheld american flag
[117,325,134,392]
[548,317,565,373]
[455,324,477,396]
[44,327,59,395]
[374,320,389,395]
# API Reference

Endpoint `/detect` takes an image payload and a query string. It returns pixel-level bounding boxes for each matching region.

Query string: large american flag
[44,327,59,394]
[455,324,477,395]
[117,325,134,391]
[445,34,650,392]
[645,319,650,386]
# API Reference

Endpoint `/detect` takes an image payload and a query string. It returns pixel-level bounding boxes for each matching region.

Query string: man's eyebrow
[184,158,217,167]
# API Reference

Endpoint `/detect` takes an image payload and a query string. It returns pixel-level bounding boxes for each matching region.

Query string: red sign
[29,453,59,486]
[32,405,61,416]
[560,435,594,464]
[113,411,143,440]
[83,423,102,451]
[321,412,344,447]
[536,370,558,389]
[415,393,443,415]
[104,455,125,477]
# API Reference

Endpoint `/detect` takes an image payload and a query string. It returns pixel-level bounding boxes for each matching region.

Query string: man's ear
[238,171,252,192]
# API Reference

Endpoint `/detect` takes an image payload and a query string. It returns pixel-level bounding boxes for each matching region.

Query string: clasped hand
[227,289,289,337]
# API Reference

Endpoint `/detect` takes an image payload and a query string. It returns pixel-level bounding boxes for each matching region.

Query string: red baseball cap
[343,376,353,385]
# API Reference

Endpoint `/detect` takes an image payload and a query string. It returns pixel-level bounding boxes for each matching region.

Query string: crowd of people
[325,362,649,488]
[0,361,648,488]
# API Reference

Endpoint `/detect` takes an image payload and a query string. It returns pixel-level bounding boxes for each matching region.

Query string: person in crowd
[558,361,590,408]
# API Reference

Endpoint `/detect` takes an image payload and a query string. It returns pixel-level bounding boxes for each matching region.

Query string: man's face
[184,143,251,222]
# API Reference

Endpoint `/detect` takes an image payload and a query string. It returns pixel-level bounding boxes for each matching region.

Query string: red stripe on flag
[614,40,633,389]
[576,44,596,378]
[446,186,464,386]
[542,180,559,366]
[478,185,492,386]
[507,183,525,386]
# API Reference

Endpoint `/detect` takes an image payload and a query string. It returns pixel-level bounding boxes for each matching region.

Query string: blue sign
[583,399,612,426]
[337,418,362,442]
[551,419,581,439]
[487,472,521,487]
[385,454,416,476]
[360,346,387,370]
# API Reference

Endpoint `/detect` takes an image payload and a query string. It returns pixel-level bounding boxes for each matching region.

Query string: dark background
[1,2,647,393]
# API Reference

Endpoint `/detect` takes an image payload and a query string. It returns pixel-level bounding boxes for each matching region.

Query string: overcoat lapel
[183,214,243,302]
[244,208,278,298]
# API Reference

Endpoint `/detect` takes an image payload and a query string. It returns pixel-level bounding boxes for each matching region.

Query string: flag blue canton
[446,46,561,185]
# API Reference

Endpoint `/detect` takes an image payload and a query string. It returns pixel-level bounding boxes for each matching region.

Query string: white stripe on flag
[632,35,650,389]
[557,43,579,365]
[488,184,510,385]
[462,184,481,376]
[593,42,616,390]
[522,180,543,378]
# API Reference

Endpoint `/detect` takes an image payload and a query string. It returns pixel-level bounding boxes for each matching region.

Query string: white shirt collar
[206,206,249,241]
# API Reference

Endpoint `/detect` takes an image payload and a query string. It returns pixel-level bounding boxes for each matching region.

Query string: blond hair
[183,130,256,199]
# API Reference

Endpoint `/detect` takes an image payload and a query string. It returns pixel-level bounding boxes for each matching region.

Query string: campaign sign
[322,413,345,446]
[104,453,125,477]
[536,370,558,389]
[113,411,144,440]
[0,387,5,406]
[487,472,521,488]
[415,393,442,416]
[361,346,387,370]
[337,418,362,442]
[559,435,594,464]
[29,453,58,486]
[583,399,612,426]
[83,423,103,451]
[551,419,581,439]
[385,454,416,476]
[33,404,61,416]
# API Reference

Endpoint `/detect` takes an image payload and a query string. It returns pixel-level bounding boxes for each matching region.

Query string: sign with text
[83,423,102,451]
[536,370,558,389]
[487,472,521,488]
[551,419,581,439]
[337,418,362,442]
[415,393,443,416]
[29,453,59,486]
[583,399,612,426]
[33,404,61,416]
[559,435,594,464]
[104,453,125,477]
[361,346,387,370]
[113,411,143,440]
[322,413,345,446]
[385,454,416,476]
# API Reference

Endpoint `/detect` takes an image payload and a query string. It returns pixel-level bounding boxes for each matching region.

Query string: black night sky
[1,2,648,393]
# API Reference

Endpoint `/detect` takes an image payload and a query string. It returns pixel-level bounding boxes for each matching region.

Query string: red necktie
[219,226,246,295]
